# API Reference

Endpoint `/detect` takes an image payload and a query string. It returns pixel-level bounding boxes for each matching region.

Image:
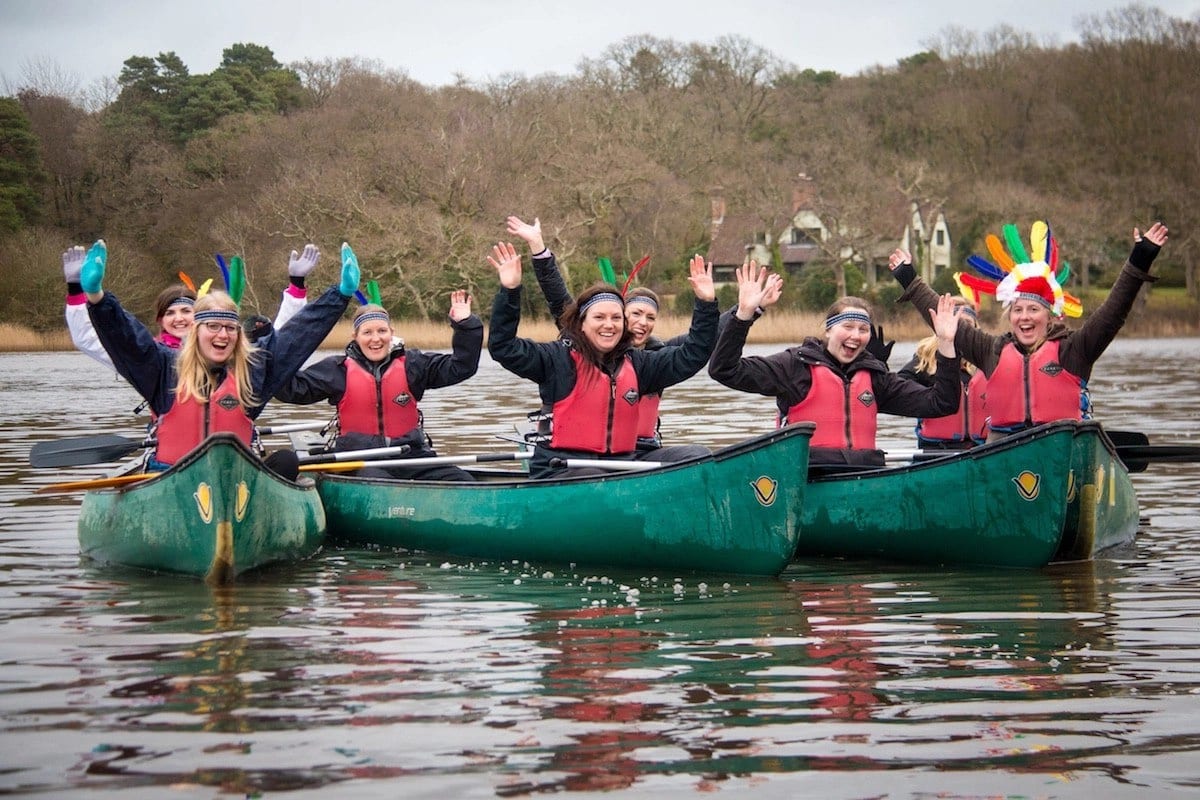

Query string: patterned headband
[624,295,659,311]
[354,311,391,331]
[579,292,624,315]
[194,309,240,325]
[825,310,871,329]
[167,296,195,308]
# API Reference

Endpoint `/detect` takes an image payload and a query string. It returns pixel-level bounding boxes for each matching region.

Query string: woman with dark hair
[274,293,483,482]
[486,241,717,479]
[708,263,962,468]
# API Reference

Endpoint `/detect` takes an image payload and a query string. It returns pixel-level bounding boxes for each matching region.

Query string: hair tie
[353,311,391,331]
[579,292,623,315]
[825,311,871,329]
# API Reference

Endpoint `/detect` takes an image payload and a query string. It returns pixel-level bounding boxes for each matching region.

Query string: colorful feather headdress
[955,221,1082,318]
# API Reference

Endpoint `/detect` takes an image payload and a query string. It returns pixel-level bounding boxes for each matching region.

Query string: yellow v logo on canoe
[235,482,250,521]
[194,482,214,524]
[1012,470,1041,501]
[751,475,778,507]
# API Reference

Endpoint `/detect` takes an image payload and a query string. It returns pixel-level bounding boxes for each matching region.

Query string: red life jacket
[154,371,254,465]
[986,339,1084,431]
[918,368,988,443]
[782,365,878,449]
[551,351,641,454]
[337,357,420,439]
[636,393,661,440]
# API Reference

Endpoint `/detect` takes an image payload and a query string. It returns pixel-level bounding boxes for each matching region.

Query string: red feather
[958,272,998,296]
[177,271,196,292]
[620,255,651,297]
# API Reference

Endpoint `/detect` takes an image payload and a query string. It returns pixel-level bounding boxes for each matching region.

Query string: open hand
[62,245,85,283]
[488,242,523,289]
[288,243,320,278]
[448,290,472,322]
[687,254,716,302]
[887,249,912,271]
[505,216,545,253]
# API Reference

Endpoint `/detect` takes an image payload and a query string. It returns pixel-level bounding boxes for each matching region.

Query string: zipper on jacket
[604,375,617,453]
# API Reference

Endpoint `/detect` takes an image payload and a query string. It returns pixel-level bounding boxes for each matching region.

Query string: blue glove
[79,239,108,294]
[339,242,361,298]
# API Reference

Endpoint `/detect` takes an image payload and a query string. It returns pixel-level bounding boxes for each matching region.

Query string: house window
[791,228,821,245]
[935,230,945,246]
[752,231,767,245]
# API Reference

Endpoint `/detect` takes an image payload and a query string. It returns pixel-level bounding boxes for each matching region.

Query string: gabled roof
[708,212,763,267]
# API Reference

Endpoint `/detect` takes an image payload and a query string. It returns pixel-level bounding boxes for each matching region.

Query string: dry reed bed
[1,311,1195,353]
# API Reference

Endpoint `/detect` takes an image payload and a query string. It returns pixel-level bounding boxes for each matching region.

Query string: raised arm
[414,290,484,391]
[275,243,319,330]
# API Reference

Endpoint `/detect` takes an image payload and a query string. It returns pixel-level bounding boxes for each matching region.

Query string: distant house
[707,178,952,288]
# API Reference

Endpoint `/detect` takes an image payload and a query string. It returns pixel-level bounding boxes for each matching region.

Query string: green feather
[366,279,382,306]
[228,255,246,305]
[597,257,616,285]
[1002,223,1029,265]
[1055,262,1070,285]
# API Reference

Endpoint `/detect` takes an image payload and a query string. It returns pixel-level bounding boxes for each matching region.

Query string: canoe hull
[317,425,814,577]
[78,434,326,582]
[797,421,1138,568]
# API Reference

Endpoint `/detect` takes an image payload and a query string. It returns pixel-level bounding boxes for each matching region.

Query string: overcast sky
[2,0,1197,94]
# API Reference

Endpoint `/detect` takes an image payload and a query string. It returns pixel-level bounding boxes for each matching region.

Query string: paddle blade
[30,434,142,468]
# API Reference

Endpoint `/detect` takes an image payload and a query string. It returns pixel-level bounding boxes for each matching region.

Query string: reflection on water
[2,340,1200,796]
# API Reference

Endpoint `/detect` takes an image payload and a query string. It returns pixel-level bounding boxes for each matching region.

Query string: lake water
[2,338,1199,798]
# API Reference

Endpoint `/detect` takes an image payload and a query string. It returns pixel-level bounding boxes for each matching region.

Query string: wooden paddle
[29,422,328,468]
[35,472,158,494]
[301,451,532,473]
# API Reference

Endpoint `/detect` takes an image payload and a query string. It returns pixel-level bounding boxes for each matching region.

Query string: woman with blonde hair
[889,220,1168,440]
[80,239,360,478]
[898,296,988,450]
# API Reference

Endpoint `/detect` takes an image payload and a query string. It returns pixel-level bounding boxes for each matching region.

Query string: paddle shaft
[301,451,531,473]
[35,472,157,494]
[549,458,663,472]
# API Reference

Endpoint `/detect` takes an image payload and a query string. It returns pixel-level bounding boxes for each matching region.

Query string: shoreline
[3,312,1197,354]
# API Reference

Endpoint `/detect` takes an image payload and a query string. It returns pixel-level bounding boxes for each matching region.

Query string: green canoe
[797,421,1139,568]
[316,424,815,577]
[78,434,326,583]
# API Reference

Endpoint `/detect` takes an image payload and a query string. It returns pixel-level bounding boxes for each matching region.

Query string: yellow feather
[1030,221,1049,263]
[198,278,214,298]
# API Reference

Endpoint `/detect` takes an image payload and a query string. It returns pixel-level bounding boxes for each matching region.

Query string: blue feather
[354,289,368,305]
[967,254,1007,281]
[214,253,231,291]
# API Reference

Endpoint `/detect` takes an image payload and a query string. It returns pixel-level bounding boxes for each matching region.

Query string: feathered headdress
[955,221,1082,318]
[597,255,651,296]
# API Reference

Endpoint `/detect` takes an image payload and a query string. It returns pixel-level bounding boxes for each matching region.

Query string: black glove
[1129,237,1162,272]
[866,324,894,366]
[242,314,273,344]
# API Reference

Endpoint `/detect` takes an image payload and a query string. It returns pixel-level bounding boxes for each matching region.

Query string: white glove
[62,245,86,283]
[288,243,320,278]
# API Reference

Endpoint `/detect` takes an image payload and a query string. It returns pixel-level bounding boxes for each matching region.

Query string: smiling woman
[707,263,964,468]
[78,238,359,478]
[486,241,719,479]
